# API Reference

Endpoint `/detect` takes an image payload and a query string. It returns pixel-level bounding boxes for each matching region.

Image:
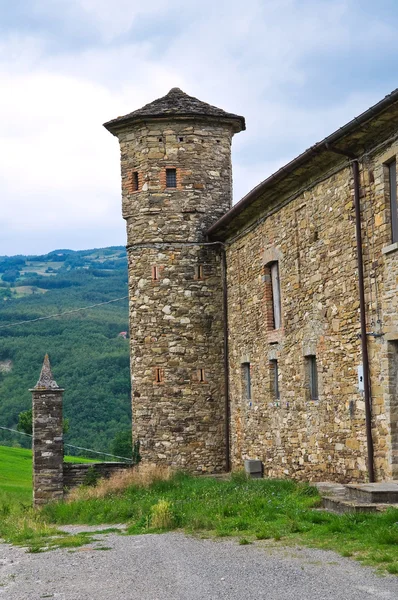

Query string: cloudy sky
[1,0,397,255]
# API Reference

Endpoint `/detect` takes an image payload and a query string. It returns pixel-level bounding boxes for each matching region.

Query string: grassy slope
[0,445,98,504]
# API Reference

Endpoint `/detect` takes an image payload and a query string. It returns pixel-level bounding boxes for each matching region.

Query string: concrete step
[345,482,398,504]
[315,480,398,514]
[322,496,398,514]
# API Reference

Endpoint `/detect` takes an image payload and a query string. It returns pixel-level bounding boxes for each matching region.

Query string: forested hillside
[0,247,131,455]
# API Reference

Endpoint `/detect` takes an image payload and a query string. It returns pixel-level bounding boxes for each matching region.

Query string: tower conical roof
[104,87,245,134]
[34,354,60,390]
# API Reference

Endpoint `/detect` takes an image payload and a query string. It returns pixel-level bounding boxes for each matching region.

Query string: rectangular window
[166,168,177,188]
[270,262,281,329]
[270,359,280,400]
[242,362,251,400]
[388,159,398,243]
[132,171,139,192]
[306,355,318,400]
[198,368,206,383]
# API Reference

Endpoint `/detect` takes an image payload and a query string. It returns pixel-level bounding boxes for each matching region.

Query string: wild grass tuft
[66,463,172,502]
[150,499,174,530]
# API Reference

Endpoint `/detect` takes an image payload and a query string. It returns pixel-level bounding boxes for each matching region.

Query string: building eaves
[207,88,398,241]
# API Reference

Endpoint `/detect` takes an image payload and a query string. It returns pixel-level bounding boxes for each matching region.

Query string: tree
[111,430,132,459]
[17,408,33,435]
[17,408,69,435]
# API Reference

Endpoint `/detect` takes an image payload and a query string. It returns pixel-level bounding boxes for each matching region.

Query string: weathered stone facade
[106,86,398,482]
[211,103,398,483]
[104,88,244,471]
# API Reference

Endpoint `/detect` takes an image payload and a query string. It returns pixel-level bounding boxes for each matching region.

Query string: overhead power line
[0,295,129,330]
[0,425,132,462]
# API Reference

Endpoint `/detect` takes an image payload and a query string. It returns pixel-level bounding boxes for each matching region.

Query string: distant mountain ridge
[0,246,131,455]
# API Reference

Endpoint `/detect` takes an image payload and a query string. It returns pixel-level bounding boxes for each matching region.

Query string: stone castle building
[104,87,398,483]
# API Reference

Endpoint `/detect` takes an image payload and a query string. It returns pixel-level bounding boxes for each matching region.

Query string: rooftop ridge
[104,87,245,133]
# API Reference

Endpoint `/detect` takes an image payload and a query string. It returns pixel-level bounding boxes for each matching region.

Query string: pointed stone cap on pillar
[32,354,62,391]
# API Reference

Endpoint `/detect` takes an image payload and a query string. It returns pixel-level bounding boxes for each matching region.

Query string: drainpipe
[325,145,375,482]
[221,246,231,472]
[352,159,375,482]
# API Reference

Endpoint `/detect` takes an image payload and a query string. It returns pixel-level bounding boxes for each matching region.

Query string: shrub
[83,466,101,487]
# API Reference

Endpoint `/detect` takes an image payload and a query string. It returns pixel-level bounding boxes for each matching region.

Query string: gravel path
[1,532,398,599]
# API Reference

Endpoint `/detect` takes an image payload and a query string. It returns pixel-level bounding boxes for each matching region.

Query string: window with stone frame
[386,158,398,243]
[242,362,252,400]
[269,359,280,400]
[305,355,318,400]
[263,261,282,330]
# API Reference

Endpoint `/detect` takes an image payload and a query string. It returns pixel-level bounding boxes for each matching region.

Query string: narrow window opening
[195,264,204,280]
[388,159,398,243]
[158,137,163,142]
[198,368,206,383]
[152,265,159,281]
[166,168,177,188]
[242,362,251,400]
[270,262,281,329]
[178,136,184,142]
[306,355,318,400]
[154,368,164,383]
[270,359,280,400]
[216,139,220,144]
[132,171,139,192]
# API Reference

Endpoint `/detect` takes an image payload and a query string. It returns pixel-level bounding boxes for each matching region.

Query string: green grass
[0,445,100,504]
[1,467,398,574]
[0,446,33,504]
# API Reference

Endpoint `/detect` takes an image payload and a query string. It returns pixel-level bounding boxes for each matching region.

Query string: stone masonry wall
[226,135,398,483]
[63,462,131,489]
[117,118,236,472]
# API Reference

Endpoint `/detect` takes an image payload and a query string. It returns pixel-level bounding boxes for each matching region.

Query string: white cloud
[0,0,397,254]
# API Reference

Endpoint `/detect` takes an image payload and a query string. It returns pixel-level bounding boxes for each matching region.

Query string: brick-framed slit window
[132,171,139,192]
[152,265,159,281]
[263,261,282,330]
[194,264,204,280]
[154,367,164,384]
[198,368,207,383]
[166,168,177,188]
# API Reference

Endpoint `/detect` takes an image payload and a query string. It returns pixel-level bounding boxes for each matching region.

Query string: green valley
[0,247,131,456]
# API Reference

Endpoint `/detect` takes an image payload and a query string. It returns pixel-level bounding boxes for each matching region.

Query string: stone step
[321,496,398,514]
[345,482,398,504]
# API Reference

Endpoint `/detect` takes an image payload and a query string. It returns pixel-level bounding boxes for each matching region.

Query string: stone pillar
[31,354,64,507]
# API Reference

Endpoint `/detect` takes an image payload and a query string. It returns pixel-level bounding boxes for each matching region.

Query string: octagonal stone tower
[104,88,244,472]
